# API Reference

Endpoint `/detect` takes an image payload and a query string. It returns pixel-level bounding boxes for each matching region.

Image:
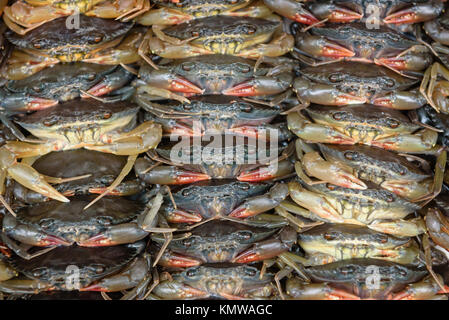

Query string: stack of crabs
[0,0,446,300]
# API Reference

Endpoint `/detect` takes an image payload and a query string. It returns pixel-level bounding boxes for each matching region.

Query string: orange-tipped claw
[38,235,71,246]
[88,187,123,196]
[228,206,253,219]
[232,248,276,264]
[384,9,419,24]
[294,12,320,25]
[328,8,363,23]
[169,77,204,94]
[222,81,257,96]
[321,43,354,58]
[78,234,113,247]
[238,168,276,182]
[160,253,202,268]
[371,96,395,108]
[82,83,113,97]
[335,93,366,105]
[376,57,406,70]
[27,98,58,111]
[166,209,203,223]
[79,283,108,292]
[171,172,210,185]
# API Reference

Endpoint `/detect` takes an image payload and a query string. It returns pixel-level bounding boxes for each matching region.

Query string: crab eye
[236,63,251,73]
[324,232,337,241]
[191,31,200,37]
[394,266,407,277]
[386,194,394,202]
[227,0,238,3]
[181,188,191,197]
[332,112,345,121]
[374,234,388,244]
[87,73,96,81]
[328,73,342,83]
[90,264,105,274]
[326,183,336,191]
[386,119,400,129]
[96,216,113,226]
[39,218,55,229]
[103,112,112,119]
[43,119,57,127]
[182,238,194,247]
[185,268,199,278]
[239,104,252,112]
[340,266,355,275]
[384,78,395,88]
[181,62,195,72]
[244,266,257,277]
[32,42,41,49]
[238,183,250,190]
[32,267,48,278]
[235,230,253,241]
[245,25,257,35]
[344,151,357,160]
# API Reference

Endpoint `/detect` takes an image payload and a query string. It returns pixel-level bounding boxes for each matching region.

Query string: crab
[139,15,294,66]
[136,95,292,139]
[1,63,134,110]
[151,264,277,299]
[263,0,444,29]
[136,0,272,26]
[0,99,162,214]
[293,62,427,110]
[3,0,150,35]
[292,22,432,78]
[10,149,144,204]
[287,104,441,154]
[133,54,295,105]
[426,191,449,253]
[285,258,448,300]
[134,138,294,185]
[2,16,145,80]
[294,223,422,266]
[1,193,167,254]
[151,180,290,226]
[294,140,446,203]
[0,242,153,298]
[152,220,296,267]
[281,178,425,237]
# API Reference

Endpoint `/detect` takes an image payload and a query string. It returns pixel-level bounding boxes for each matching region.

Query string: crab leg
[1,233,56,261]
[390,276,449,300]
[85,0,150,21]
[136,8,193,26]
[229,183,289,218]
[82,67,134,98]
[0,278,53,295]
[2,49,60,80]
[237,33,294,59]
[286,278,361,300]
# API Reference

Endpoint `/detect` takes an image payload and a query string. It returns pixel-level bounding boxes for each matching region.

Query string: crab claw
[159,251,202,268]
[153,281,209,299]
[135,159,211,185]
[223,75,292,97]
[38,235,72,246]
[229,183,289,218]
[263,0,320,25]
[383,2,443,25]
[165,208,203,224]
[294,78,367,106]
[169,77,204,94]
[371,91,427,110]
[296,35,355,58]
[426,208,449,251]
[1,91,58,112]
[238,159,294,182]
[326,7,363,23]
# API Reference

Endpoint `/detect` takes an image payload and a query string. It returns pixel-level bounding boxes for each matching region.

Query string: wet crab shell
[6,16,134,52]
[12,149,143,203]
[6,241,146,290]
[3,195,147,244]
